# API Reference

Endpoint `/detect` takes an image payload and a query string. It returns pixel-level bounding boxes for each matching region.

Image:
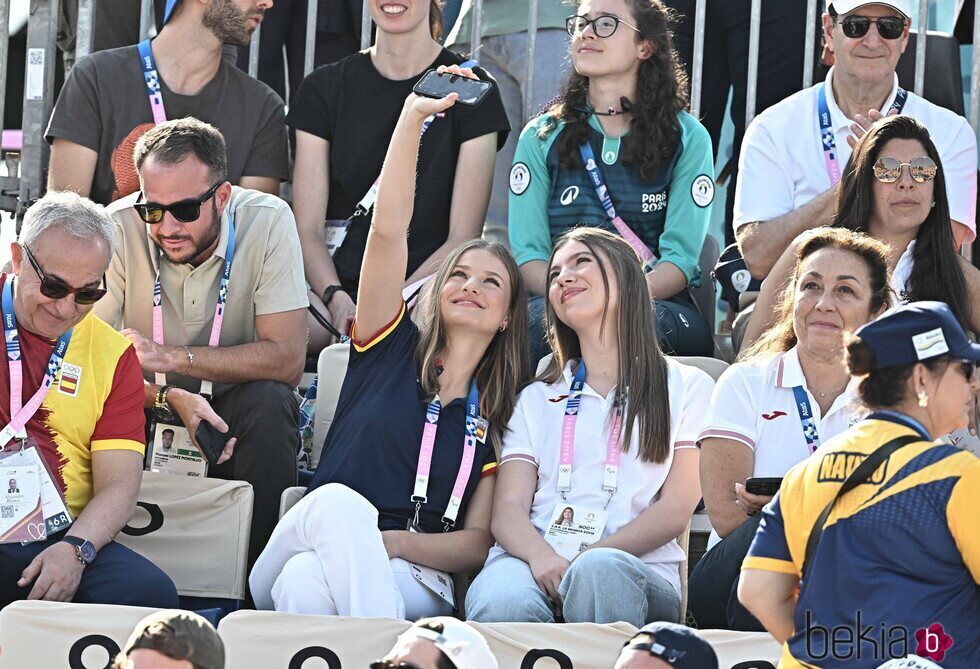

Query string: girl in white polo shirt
[465,227,714,627]
[689,228,892,631]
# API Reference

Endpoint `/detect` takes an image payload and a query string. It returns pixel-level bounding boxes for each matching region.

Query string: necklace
[573,95,634,117]
[815,381,848,399]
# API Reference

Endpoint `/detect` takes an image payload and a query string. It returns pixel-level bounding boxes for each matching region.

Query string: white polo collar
[559,358,617,403]
[774,346,861,415]
[823,66,901,132]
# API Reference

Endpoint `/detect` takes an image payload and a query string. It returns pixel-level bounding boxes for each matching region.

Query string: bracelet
[321,285,344,308]
[181,346,194,376]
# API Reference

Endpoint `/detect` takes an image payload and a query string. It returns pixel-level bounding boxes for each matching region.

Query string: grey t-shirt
[46,43,289,205]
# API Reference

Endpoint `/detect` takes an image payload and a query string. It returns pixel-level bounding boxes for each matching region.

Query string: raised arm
[355,68,465,337]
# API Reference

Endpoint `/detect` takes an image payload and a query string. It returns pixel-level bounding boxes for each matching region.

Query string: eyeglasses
[566,14,643,38]
[872,156,937,184]
[837,15,907,40]
[369,662,423,669]
[20,244,107,305]
[134,181,223,224]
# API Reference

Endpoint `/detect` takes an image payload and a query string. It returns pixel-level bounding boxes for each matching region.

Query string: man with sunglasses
[96,117,308,573]
[734,0,977,282]
[0,191,178,610]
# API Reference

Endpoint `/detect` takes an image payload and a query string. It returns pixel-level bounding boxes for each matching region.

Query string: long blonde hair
[540,228,671,463]
[416,239,530,455]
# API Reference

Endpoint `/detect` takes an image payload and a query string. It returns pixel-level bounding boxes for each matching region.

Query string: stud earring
[917,390,929,408]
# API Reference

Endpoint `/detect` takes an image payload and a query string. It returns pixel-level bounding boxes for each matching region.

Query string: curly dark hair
[541,0,689,182]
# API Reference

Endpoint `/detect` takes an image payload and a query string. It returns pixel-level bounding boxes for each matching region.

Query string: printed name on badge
[544,502,608,561]
[150,423,207,477]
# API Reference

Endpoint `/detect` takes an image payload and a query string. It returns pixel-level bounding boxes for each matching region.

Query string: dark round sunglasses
[21,244,107,305]
[134,180,223,224]
[838,15,906,40]
[953,358,977,380]
[565,14,642,38]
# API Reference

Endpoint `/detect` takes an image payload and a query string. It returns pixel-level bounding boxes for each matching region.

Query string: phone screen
[413,70,492,106]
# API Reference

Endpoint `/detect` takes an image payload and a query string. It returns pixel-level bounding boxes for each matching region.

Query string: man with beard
[97,117,308,573]
[46,0,288,206]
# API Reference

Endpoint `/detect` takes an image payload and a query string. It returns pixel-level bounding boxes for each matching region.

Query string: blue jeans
[0,530,178,609]
[465,548,680,627]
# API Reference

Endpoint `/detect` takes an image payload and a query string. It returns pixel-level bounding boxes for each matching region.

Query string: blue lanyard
[577,143,657,269]
[818,82,907,185]
[136,40,168,125]
[867,410,931,441]
[792,385,822,454]
[0,278,73,448]
[163,0,179,24]
[412,378,481,530]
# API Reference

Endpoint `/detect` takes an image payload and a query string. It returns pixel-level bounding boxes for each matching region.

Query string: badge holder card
[405,523,456,609]
[0,447,46,543]
[0,438,72,538]
[544,502,608,561]
[149,423,207,478]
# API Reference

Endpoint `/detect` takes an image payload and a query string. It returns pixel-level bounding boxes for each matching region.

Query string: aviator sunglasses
[872,156,937,184]
[837,14,906,40]
[21,244,107,305]
[134,180,223,224]
[566,14,643,38]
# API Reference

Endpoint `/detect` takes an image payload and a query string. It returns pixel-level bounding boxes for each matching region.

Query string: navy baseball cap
[854,301,980,370]
[622,622,719,669]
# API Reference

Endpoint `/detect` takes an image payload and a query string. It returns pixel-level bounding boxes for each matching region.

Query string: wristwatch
[321,285,344,308]
[153,385,176,423]
[61,535,97,566]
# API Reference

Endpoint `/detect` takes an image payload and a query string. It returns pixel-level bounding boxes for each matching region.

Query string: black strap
[801,435,919,579]
[307,304,344,341]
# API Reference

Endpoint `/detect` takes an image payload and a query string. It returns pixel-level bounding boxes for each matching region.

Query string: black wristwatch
[61,535,97,566]
[152,385,176,423]
[321,285,344,308]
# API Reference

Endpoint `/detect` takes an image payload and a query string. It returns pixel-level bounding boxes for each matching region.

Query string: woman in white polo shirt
[465,227,714,627]
[688,228,891,631]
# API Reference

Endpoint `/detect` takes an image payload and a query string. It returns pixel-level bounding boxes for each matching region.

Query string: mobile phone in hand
[413,69,493,107]
[745,477,782,497]
[195,421,229,466]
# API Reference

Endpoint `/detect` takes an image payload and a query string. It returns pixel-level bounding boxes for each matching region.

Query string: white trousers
[249,483,453,620]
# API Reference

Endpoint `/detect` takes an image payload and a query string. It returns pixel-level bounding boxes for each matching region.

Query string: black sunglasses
[21,244,107,305]
[838,15,906,40]
[134,181,223,224]
[369,662,423,669]
[566,14,643,38]
[954,358,976,380]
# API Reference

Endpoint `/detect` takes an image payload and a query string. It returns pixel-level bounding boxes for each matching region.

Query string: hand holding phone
[745,477,782,497]
[413,68,493,107]
[195,421,231,466]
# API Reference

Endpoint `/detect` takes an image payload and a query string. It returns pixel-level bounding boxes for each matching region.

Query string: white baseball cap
[396,618,499,669]
[828,1,911,19]
[876,655,944,668]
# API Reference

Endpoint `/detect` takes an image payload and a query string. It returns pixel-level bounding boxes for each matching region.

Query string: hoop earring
[917,390,929,408]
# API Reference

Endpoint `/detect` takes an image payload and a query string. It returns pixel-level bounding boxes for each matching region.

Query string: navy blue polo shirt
[307,306,497,534]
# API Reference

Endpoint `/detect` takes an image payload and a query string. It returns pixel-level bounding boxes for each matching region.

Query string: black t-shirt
[307,309,497,534]
[286,49,511,297]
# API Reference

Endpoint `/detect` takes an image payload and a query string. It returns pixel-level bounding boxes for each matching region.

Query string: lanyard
[867,410,931,441]
[792,385,822,454]
[0,278,73,449]
[411,378,480,530]
[137,40,167,126]
[578,143,657,270]
[152,213,236,398]
[818,82,907,185]
[558,360,623,507]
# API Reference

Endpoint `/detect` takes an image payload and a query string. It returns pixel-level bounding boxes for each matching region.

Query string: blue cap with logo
[854,301,980,370]
[623,622,718,669]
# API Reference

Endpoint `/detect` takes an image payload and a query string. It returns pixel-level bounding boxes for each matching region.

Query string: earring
[498,324,507,333]
[917,390,929,408]
[931,201,936,208]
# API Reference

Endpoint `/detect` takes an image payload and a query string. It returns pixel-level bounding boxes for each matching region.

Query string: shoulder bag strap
[801,435,920,579]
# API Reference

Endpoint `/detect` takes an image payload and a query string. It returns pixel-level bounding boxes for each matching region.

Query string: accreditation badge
[544,502,608,561]
[324,219,351,257]
[149,423,207,477]
[0,462,44,543]
[406,524,456,608]
[0,439,73,536]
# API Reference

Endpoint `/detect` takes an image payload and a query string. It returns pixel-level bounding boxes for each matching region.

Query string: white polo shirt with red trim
[489,357,714,594]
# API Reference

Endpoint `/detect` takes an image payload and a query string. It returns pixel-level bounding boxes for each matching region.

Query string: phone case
[412,69,492,107]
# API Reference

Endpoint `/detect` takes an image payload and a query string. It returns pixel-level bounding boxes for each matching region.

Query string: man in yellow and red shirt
[0,191,177,609]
